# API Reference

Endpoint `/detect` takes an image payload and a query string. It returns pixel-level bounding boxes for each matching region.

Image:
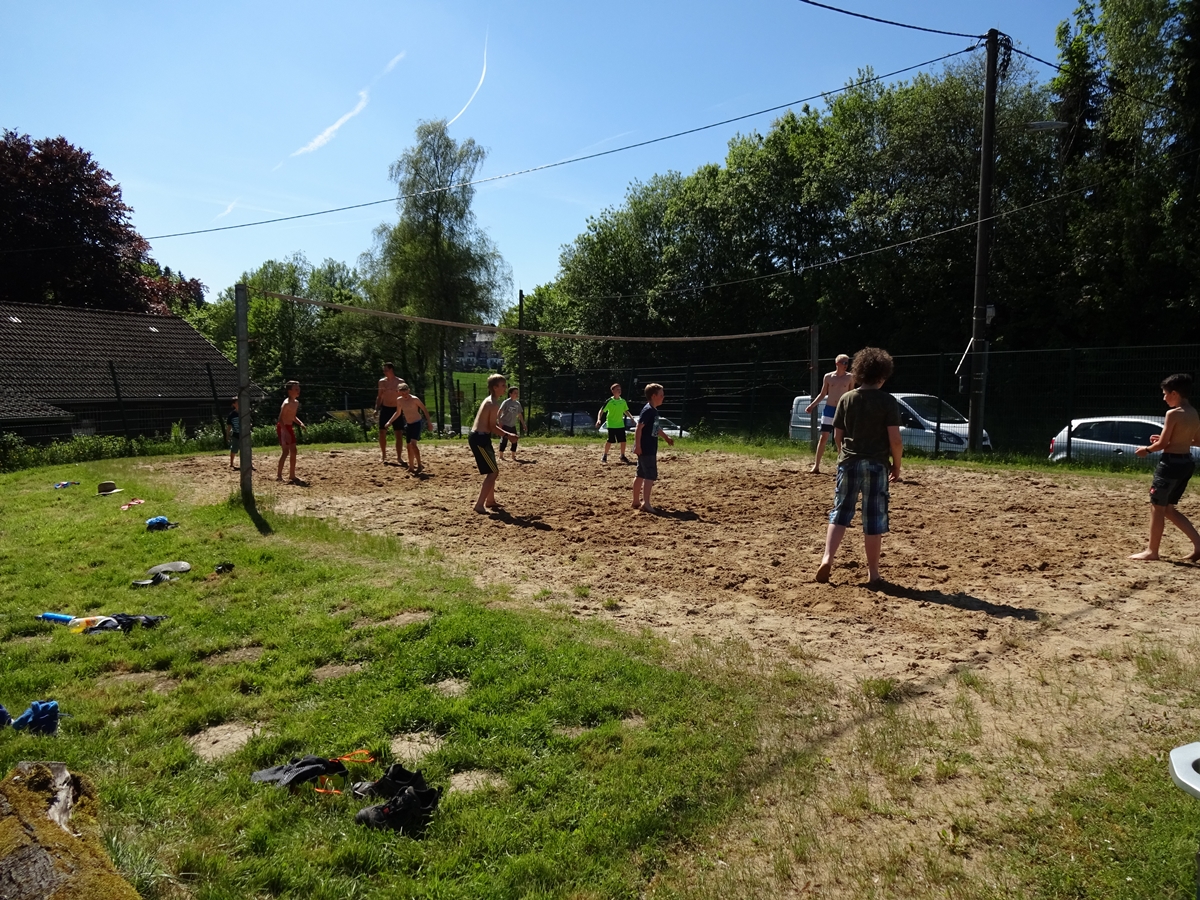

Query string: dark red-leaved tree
[0,129,153,311]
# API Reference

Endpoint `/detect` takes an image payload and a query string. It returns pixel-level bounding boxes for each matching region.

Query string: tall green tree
[371,120,510,429]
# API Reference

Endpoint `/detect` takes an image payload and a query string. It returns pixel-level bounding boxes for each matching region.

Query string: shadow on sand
[874,581,1039,621]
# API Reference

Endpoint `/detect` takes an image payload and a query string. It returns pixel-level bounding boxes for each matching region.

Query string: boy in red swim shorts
[276,380,306,482]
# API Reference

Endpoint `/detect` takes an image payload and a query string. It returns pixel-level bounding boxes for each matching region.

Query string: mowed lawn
[0,459,764,900]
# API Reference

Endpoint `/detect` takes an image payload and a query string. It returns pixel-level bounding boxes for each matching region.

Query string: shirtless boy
[276,381,306,482]
[468,374,519,514]
[385,383,433,472]
[1130,372,1200,562]
[375,362,404,464]
[806,354,854,474]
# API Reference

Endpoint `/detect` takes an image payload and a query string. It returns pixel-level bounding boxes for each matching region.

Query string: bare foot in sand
[1188,549,1200,562]
[642,505,656,514]
[473,504,487,514]
[1129,550,1159,561]
[632,501,642,509]
[809,466,821,475]
[815,562,832,583]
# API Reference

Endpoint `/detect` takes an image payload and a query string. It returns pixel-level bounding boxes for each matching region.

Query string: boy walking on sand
[225,396,240,469]
[806,354,854,474]
[632,383,675,512]
[815,348,902,585]
[385,384,433,473]
[276,381,306,482]
[469,374,520,513]
[1130,373,1200,561]
[597,383,633,463]
[375,362,404,464]
[497,387,525,460]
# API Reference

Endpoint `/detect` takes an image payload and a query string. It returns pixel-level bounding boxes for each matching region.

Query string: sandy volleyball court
[155,442,1199,687]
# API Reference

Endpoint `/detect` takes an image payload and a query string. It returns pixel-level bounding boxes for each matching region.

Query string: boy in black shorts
[1131,372,1200,561]
[469,374,519,513]
[597,383,632,463]
[632,383,675,512]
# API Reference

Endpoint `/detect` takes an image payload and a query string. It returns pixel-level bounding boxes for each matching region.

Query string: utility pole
[235,283,253,506]
[517,289,525,395]
[969,28,999,452]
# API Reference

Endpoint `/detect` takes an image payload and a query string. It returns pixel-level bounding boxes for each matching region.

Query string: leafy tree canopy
[0,129,205,313]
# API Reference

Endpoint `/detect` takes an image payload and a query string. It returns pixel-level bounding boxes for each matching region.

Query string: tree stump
[0,762,139,900]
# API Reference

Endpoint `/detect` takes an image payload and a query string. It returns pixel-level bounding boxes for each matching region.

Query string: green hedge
[0,418,365,473]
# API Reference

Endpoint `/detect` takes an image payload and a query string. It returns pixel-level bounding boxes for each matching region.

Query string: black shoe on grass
[350,762,428,799]
[354,784,441,833]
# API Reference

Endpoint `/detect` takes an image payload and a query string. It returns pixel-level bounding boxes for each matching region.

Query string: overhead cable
[0,46,975,255]
[256,290,810,342]
[1009,46,1181,115]
[794,0,984,40]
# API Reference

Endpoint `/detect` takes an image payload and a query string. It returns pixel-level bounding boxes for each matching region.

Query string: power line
[0,47,975,255]
[794,0,984,40]
[1009,46,1181,115]
[256,290,810,342]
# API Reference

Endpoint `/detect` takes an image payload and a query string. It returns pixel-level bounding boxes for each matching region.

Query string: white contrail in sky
[213,199,239,220]
[447,35,488,127]
[284,52,406,162]
[292,90,370,156]
[382,52,405,75]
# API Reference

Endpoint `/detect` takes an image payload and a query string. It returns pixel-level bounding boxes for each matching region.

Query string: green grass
[0,460,762,899]
[993,756,1200,899]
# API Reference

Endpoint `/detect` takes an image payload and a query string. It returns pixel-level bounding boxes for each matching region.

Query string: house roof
[0,301,243,406]
[0,393,73,422]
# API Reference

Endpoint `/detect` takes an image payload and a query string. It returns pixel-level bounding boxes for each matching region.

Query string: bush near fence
[0,418,364,473]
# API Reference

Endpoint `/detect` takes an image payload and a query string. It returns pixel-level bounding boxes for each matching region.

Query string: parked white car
[790,393,989,453]
[1048,416,1200,465]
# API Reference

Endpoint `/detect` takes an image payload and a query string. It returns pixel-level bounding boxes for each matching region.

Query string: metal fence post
[206,362,221,424]
[108,361,132,442]
[809,324,819,450]
[235,283,254,506]
[570,372,577,436]
[1066,348,1075,463]
[934,352,944,455]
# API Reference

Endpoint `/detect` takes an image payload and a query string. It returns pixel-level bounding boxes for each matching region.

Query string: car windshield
[901,395,966,424]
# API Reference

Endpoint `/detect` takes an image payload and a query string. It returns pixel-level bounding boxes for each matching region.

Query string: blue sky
[6,0,1077,312]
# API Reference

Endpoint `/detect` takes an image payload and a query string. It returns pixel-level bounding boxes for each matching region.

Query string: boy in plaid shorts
[815,347,902,585]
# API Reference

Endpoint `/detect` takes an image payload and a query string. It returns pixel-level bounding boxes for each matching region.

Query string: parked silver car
[790,393,989,452]
[1048,416,1200,465]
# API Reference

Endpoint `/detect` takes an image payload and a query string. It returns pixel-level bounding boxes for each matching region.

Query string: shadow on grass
[876,581,1039,621]
[229,491,274,535]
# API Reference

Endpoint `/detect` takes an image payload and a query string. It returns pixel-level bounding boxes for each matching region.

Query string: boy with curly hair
[815,348,902,585]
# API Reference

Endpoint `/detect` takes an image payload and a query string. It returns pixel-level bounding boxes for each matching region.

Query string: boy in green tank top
[596,383,633,463]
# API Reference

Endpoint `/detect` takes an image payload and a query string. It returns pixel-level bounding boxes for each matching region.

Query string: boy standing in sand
[225,396,240,469]
[375,362,404,464]
[469,374,520,513]
[632,383,675,513]
[1130,373,1200,561]
[385,384,433,473]
[597,383,632,464]
[276,381,306,482]
[815,348,902,586]
[806,354,854,474]
[497,386,526,460]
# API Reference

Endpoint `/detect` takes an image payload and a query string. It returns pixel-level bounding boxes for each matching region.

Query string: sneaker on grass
[351,762,428,799]
[355,784,441,833]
